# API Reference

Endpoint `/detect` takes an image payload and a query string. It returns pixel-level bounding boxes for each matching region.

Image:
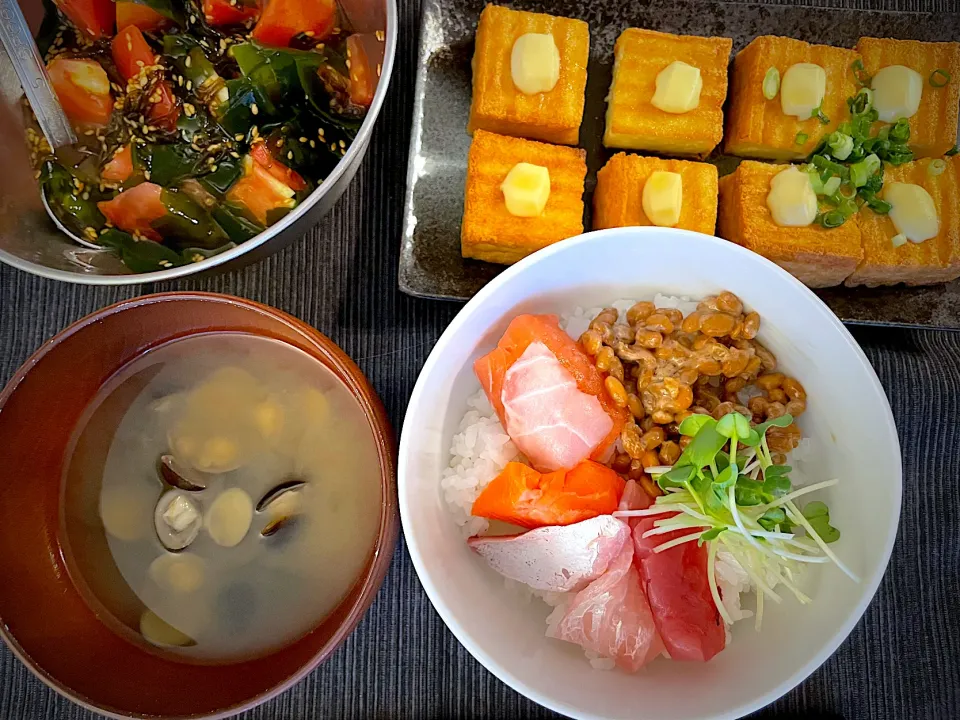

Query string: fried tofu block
[593,153,719,234]
[604,29,733,157]
[847,156,960,287]
[467,5,589,145]
[717,160,862,287]
[461,130,586,265]
[726,36,859,161]
[856,38,960,159]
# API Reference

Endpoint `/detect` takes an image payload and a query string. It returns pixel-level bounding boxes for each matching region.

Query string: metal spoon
[0,0,94,247]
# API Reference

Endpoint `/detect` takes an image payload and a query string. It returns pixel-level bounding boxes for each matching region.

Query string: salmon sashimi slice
[471,461,625,529]
[501,342,614,471]
[548,541,664,672]
[633,516,726,662]
[467,515,631,593]
[474,315,629,469]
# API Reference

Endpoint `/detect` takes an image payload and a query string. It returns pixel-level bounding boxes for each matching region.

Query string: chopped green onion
[818,210,847,228]
[849,87,874,115]
[929,159,947,176]
[795,132,809,145]
[805,166,825,194]
[822,176,842,196]
[839,183,857,200]
[929,69,951,88]
[812,154,850,180]
[889,118,911,143]
[851,59,872,86]
[850,153,881,188]
[891,233,908,247]
[947,146,959,157]
[827,131,854,160]
[762,67,780,100]
[812,105,830,125]
[866,196,892,214]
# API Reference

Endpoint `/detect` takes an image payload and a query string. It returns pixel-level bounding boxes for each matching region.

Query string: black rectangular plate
[399,0,960,328]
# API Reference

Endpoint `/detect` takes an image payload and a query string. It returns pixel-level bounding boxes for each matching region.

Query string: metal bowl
[0,0,397,284]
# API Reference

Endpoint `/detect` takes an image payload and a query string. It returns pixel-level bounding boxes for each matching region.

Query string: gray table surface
[2,0,959,717]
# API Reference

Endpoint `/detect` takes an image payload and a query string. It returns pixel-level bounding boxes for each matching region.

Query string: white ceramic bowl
[398,228,901,720]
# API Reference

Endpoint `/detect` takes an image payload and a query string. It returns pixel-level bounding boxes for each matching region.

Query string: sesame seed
[186,80,193,91]
[207,157,215,164]
[185,56,192,68]
[209,164,218,172]
[305,31,315,37]
[339,140,345,149]
[376,30,384,41]
[220,39,227,52]
[287,151,293,160]
[318,128,325,137]
[346,59,352,70]
[251,103,259,115]
[136,59,144,68]
[299,136,308,143]
[230,151,240,158]
[200,39,209,48]
[144,170,151,180]
[377,63,382,76]
[178,75,184,86]
[330,142,336,151]
[315,43,325,51]
[235,134,245,141]
[189,14,196,23]
[309,140,316,148]
[81,192,90,200]
[84,129,95,136]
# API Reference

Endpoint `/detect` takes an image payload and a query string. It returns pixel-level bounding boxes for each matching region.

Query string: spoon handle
[0,0,76,149]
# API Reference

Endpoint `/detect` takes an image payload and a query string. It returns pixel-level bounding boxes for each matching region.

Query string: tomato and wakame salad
[28,0,381,272]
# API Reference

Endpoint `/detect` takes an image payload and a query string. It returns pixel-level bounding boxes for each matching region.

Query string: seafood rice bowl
[399,228,901,720]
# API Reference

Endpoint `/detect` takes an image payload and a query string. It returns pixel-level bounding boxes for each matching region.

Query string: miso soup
[61,333,382,663]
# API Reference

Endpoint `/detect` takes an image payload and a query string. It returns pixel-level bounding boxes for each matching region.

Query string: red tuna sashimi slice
[633,517,725,662]
[618,479,653,512]
[474,314,629,467]
[501,342,614,471]
[549,542,664,672]
[467,515,631,593]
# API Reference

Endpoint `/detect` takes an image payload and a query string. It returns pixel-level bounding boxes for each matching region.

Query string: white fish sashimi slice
[467,516,631,593]
[548,541,664,672]
[501,342,613,472]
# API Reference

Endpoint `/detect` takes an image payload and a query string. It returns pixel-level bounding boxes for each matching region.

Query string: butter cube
[642,171,683,227]
[780,63,826,120]
[651,61,702,114]
[766,166,818,227]
[501,162,551,217]
[885,182,939,242]
[511,33,561,95]
[871,65,923,123]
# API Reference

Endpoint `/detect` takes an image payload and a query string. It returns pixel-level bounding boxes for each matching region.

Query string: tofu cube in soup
[717,160,862,287]
[604,29,733,157]
[468,5,589,145]
[856,38,960,159]
[726,36,859,161]
[593,153,719,235]
[461,130,586,265]
[848,156,960,287]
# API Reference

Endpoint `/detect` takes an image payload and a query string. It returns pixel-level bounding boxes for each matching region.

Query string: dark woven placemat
[1,0,959,717]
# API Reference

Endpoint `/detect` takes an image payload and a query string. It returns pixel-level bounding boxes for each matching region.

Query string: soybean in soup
[61,333,381,663]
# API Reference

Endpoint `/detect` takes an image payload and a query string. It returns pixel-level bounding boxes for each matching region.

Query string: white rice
[440,298,817,669]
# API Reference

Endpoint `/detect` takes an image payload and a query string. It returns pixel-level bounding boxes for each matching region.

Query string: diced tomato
[226,155,296,225]
[346,34,377,107]
[202,0,260,26]
[98,183,167,242]
[250,142,307,192]
[471,461,625,529]
[102,145,134,183]
[55,0,114,39]
[116,1,168,32]
[112,26,180,132]
[251,0,336,48]
[47,57,113,127]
